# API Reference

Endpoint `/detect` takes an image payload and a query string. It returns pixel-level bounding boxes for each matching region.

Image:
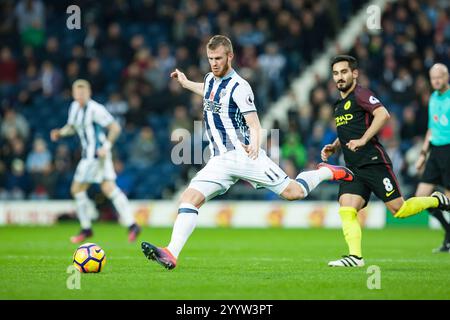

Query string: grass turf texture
[1,223,449,299]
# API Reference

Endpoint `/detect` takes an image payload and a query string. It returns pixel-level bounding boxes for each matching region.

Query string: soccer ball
[73,243,106,273]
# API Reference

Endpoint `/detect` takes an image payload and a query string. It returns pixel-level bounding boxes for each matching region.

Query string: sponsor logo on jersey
[335,114,354,127]
[203,99,222,114]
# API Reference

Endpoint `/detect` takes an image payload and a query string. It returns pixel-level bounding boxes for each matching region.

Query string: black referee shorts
[421,143,450,189]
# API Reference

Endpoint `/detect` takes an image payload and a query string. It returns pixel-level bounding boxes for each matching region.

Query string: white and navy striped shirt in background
[67,99,114,159]
[203,69,257,157]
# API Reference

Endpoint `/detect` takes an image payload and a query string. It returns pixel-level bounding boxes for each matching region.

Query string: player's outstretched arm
[170,68,204,96]
[242,112,261,160]
[346,107,390,152]
[50,124,75,141]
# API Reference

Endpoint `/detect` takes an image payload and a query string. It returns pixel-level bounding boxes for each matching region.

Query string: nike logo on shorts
[386,190,395,197]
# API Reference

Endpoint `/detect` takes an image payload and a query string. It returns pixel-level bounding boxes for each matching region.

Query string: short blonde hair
[206,35,233,54]
[72,79,91,90]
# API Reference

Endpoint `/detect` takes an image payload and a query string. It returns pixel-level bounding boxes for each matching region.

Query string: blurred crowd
[0,0,448,201]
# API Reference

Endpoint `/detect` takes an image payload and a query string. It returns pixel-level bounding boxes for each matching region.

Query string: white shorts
[73,157,116,184]
[189,149,291,201]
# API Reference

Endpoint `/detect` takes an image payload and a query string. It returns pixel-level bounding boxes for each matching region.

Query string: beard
[212,59,230,77]
[336,80,353,92]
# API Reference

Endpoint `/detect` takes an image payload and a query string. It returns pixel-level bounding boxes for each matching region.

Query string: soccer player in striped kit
[322,55,450,267]
[415,63,450,253]
[51,80,140,243]
[141,35,354,270]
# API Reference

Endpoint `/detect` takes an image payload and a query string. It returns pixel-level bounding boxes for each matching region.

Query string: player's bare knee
[71,182,90,198]
[283,193,299,201]
[180,188,204,208]
[71,184,82,197]
[389,206,401,215]
[387,200,404,215]
[280,184,305,201]
[101,181,116,197]
[70,187,78,198]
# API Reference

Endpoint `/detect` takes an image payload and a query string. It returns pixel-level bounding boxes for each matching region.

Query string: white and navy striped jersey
[203,69,256,157]
[67,99,114,159]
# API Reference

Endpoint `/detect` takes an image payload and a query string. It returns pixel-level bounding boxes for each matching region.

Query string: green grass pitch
[1,223,449,299]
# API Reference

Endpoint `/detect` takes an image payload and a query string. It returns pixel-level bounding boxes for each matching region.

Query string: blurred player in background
[415,63,450,253]
[322,55,450,267]
[141,35,354,270]
[51,80,140,243]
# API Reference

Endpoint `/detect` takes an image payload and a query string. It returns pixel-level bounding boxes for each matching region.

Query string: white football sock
[74,191,92,230]
[295,167,333,197]
[86,199,99,220]
[167,203,198,258]
[108,187,135,227]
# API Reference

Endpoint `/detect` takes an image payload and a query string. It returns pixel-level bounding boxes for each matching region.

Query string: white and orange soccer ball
[73,243,106,273]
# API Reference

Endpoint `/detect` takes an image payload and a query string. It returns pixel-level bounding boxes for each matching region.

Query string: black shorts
[421,144,450,189]
[338,163,402,207]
